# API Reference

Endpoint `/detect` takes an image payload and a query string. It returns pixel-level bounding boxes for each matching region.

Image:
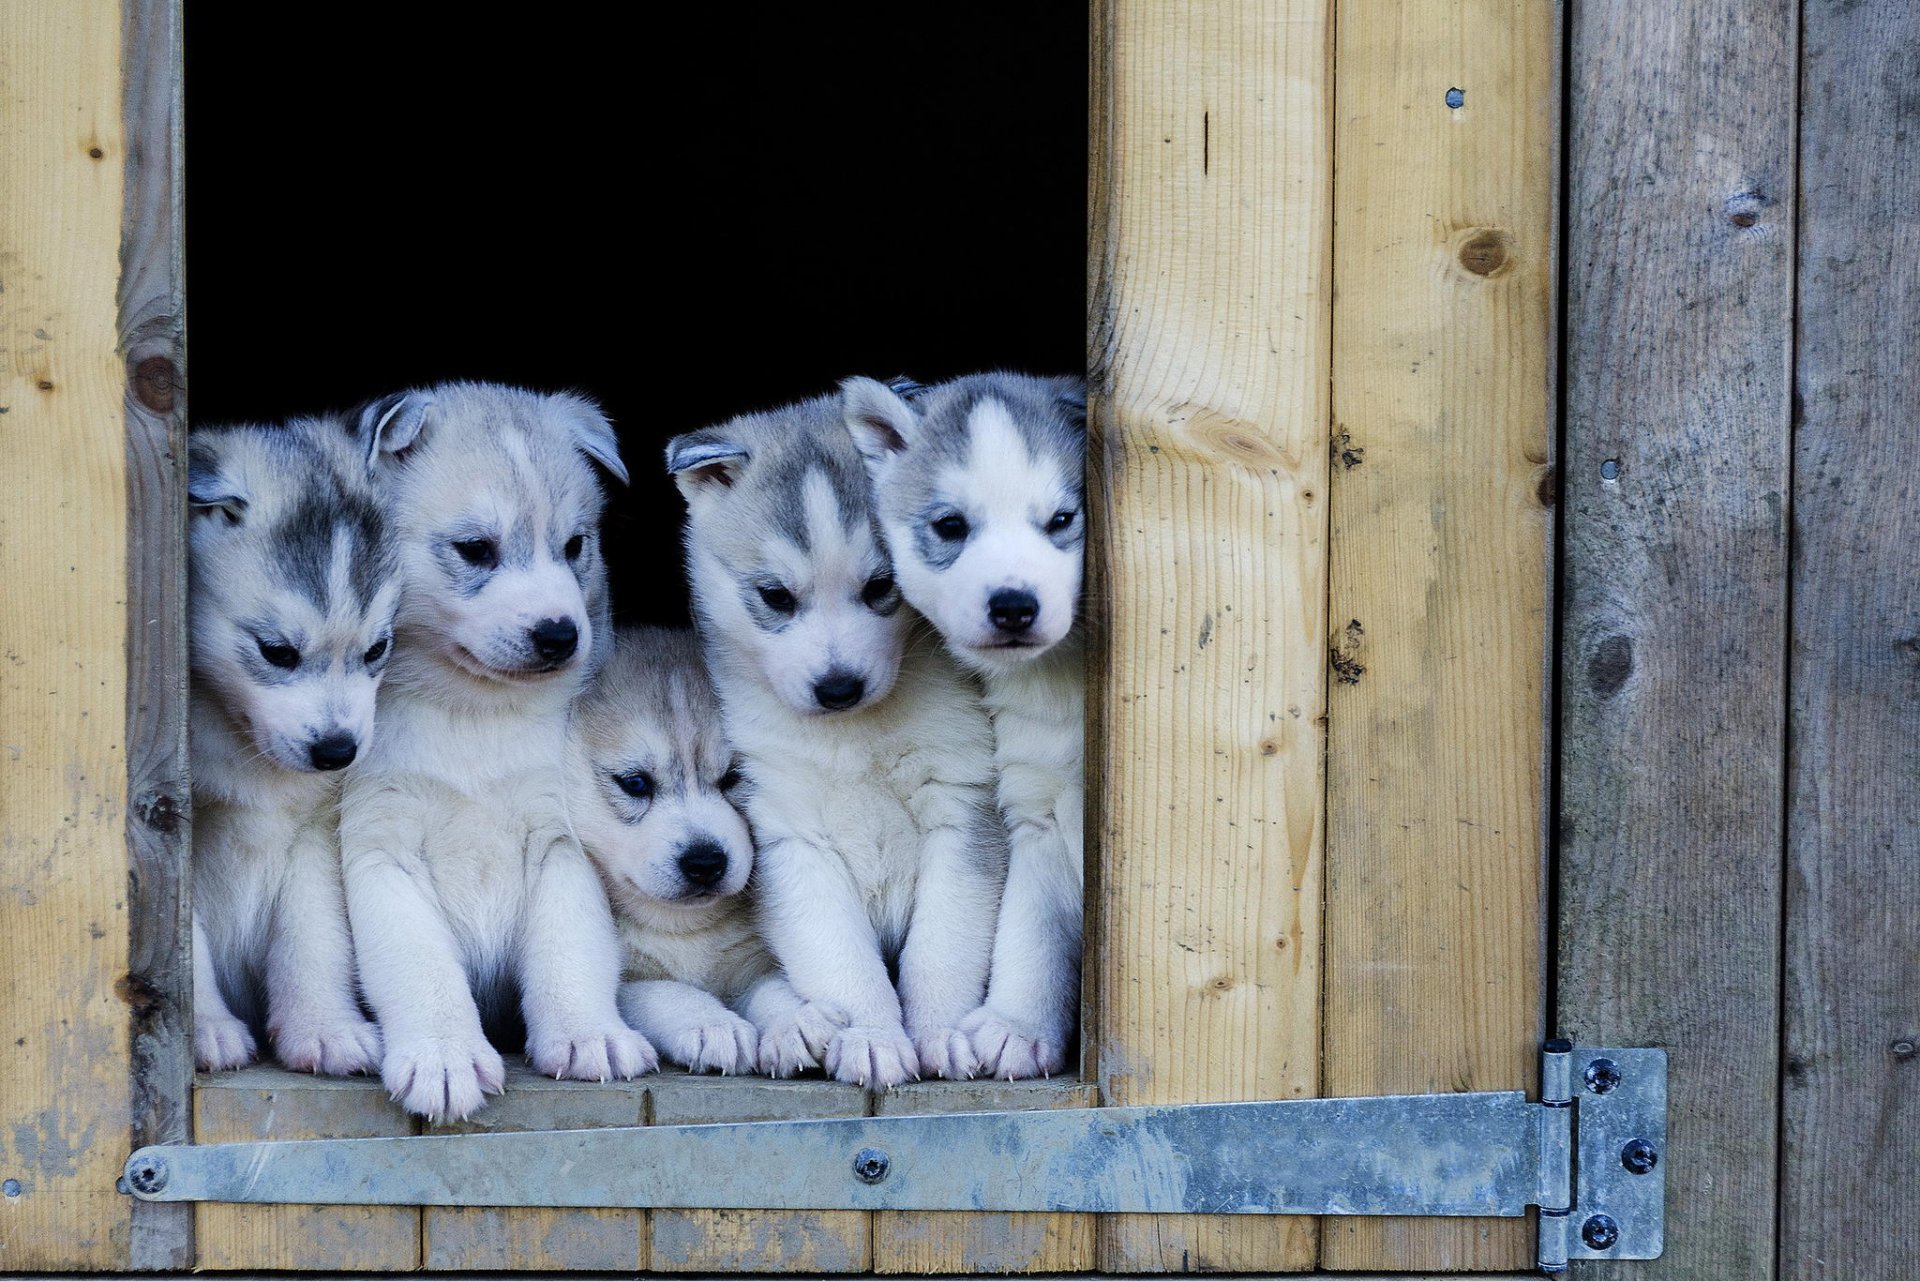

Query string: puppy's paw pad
[530,1025,657,1082]
[272,1015,383,1077]
[912,1027,981,1080]
[382,1034,505,1123]
[662,1012,759,1076]
[824,1025,918,1090]
[194,1013,257,1072]
[959,1007,1068,1080]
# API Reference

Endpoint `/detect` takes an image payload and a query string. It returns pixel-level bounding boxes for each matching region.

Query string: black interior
[184,5,1088,626]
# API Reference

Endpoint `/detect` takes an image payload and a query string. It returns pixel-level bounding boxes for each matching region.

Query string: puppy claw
[194,1011,258,1072]
[382,1033,506,1123]
[911,1026,981,1081]
[660,1012,759,1076]
[755,999,850,1078]
[528,1024,657,1083]
[824,1025,918,1090]
[272,1013,383,1077]
[958,1006,1069,1081]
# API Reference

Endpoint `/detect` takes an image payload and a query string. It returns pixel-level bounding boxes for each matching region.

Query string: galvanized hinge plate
[125,1042,1663,1273]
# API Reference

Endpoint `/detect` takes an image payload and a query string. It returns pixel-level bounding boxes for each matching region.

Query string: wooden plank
[1557,2,1794,1279]
[873,1078,1097,1274]
[1782,3,1920,1277]
[422,1066,645,1271]
[118,0,192,1269]
[1322,2,1557,1271]
[0,3,140,1268]
[193,1070,420,1270]
[1087,1,1330,1270]
[646,1073,870,1274]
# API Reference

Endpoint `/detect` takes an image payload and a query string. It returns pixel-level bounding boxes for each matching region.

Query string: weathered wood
[1782,3,1920,1277]
[193,1071,420,1270]
[1087,0,1331,1271]
[1558,2,1795,1279]
[0,4,140,1268]
[646,1073,870,1273]
[422,1065,645,1271]
[873,1078,1097,1274]
[1322,2,1557,1271]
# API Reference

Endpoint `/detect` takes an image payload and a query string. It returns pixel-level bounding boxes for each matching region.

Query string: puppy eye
[717,764,743,792]
[613,771,654,800]
[757,583,797,615]
[931,513,969,542]
[564,534,585,562]
[258,640,300,670]
[1048,509,1077,533]
[861,574,895,607]
[452,537,499,569]
[363,637,389,665]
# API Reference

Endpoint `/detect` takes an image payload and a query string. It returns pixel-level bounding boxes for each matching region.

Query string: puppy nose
[529,617,578,663]
[988,589,1039,634]
[309,733,358,772]
[813,670,866,710]
[677,841,729,889]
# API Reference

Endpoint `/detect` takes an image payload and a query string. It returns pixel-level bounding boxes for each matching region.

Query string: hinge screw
[127,1158,168,1196]
[1621,1138,1659,1175]
[1583,1057,1622,1094]
[1581,1213,1621,1251]
[852,1147,890,1184]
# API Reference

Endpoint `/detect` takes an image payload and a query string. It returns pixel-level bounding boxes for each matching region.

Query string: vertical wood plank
[1323,2,1557,1271]
[1558,1,1794,1278]
[646,1074,870,1274]
[1088,0,1330,1271]
[193,1072,420,1271]
[873,1078,1097,1273]
[0,3,139,1268]
[421,1069,645,1271]
[1782,3,1920,1276]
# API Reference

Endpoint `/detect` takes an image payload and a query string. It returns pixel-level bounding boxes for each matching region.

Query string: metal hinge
[124,1040,1663,1274]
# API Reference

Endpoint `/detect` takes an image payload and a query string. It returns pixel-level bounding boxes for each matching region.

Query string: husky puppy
[339,382,651,1122]
[187,418,397,1075]
[667,393,1004,1087]
[842,372,1087,1079]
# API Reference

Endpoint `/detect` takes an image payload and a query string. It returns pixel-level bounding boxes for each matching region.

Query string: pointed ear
[551,392,628,486]
[840,375,919,468]
[186,439,248,523]
[1053,376,1088,432]
[665,428,749,497]
[353,390,434,468]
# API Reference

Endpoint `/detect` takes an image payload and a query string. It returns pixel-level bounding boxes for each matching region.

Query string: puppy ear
[840,375,919,466]
[354,390,434,468]
[665,429,749,496]
[186,439,248,523]
[1052,375,1088,428]
[551,392,629,486]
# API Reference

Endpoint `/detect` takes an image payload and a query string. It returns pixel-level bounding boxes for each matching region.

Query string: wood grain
[1322,2,1557,1270]
[1557,2,1794,1279]
[0,3,140,1268]
[1087,0,1330,1270]
[1782,3,1920,1276]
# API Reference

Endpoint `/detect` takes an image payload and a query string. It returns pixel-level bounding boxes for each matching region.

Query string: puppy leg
[896,798,1003,1079]
[758,837,916,1088]
[961,818,1082,1079]
[192,913,256,1071]
[617,980,756,1075]
[265,815,381,1075]
[520,835,656,1082]
[737,971,848,1077]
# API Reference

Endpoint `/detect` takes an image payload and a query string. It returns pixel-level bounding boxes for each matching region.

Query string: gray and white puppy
[668,393,1005,1087]
[339,382,652,1122]
[843,372,1087,1079]
[187,417,397,1075]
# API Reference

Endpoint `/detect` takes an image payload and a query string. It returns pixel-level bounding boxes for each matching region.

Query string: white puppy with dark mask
[187,417,397,1075]
[339,382,651,1122]
[843,372,1087,1079]
[667,394,1005,1088]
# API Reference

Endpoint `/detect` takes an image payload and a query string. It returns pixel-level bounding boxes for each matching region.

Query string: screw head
[1584,1057,1622,1094]
[1582,1213,1621,1251]
[1621,1138,1659,1175]
[127,1159,168,1196]
[1445,87,1465,108]
[852,1147,890,1185]
[2,1179,20,1198]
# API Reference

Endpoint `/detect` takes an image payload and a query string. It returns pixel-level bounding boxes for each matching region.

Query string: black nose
[677,840,729,889]
[988,589,1039,635]
[309,733,358,771]
[813,670,866,710]
[529,617,578,663]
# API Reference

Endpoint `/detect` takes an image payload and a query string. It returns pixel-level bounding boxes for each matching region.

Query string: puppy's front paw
[755,998,849,1077]
[194,1011,257,1072]
[272,1012,382,1077]
[658,1010,758,1075]
[824,1024,918,1089]
[959,1005,1069,1080]
[528,1024,657,1082]
[912,1025,981,1080]
[382,1032,505,1123]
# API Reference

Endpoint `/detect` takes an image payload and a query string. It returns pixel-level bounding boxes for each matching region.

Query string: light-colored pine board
[873,1078,1097,1274]
[1557,2,1794,1279]
[646,1073,871,1273]
[193,1070,420,1270]
[1087,0,1331,1271]
[1322,2,1557,1271]
[0,3,139,1268]
[421,1064,646,1271]
[1782,3,1920,1276]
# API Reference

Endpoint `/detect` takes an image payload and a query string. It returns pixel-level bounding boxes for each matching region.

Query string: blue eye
[613,771,654,801]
